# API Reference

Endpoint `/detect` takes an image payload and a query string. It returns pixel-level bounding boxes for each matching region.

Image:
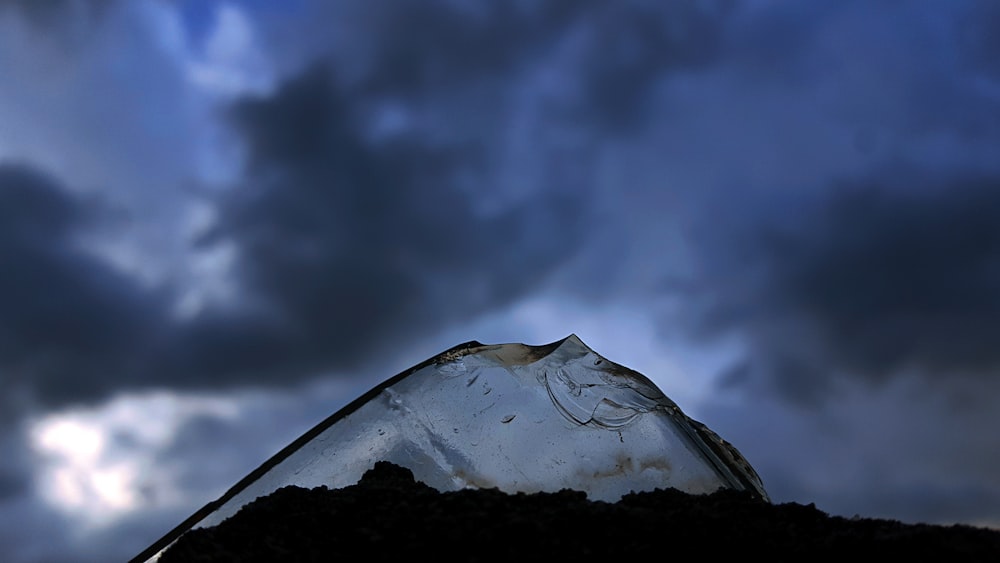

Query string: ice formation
[133,335,768,562]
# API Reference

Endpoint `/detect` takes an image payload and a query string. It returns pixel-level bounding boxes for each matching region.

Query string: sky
[0,0,999,560]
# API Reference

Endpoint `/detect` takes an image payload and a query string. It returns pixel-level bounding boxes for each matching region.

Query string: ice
[133,334,768,562]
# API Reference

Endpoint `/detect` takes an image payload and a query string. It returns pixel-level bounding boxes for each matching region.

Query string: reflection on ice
[133,335,768,562]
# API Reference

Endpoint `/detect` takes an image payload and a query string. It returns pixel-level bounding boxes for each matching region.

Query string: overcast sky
[1,1,999,560]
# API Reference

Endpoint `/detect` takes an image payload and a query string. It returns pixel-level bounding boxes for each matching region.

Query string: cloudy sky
[1,0,999,560]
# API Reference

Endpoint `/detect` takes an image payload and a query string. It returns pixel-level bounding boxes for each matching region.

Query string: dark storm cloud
[345,0,583,92]
[568,2,732,132]
[688,169,1000,403]
[0,0,743,410]
[0,165,167,408]
[163,0,741,386]
[176,64,588,382]
[0,0,112,27]
[282,0,735,134]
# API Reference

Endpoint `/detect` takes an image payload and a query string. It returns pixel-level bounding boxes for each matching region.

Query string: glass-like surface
[133,335,768,562]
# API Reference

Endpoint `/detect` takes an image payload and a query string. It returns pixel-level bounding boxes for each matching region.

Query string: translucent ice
[133,335,768,561]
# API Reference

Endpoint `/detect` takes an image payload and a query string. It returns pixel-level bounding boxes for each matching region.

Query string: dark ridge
[159,462,1000,561]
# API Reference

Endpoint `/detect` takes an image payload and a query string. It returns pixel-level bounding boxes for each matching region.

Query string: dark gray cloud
[0,116,581,404]
[0,165,167,409]
[175,63,589,383]
[686,168,1000,403]
[345,1,584,92]
[147,0,742,387]
[270,0,735,135]
[567,2,732,132]
[0,0,745,410]
[3,0,996,416]
[0,0,106,16]
[0,0,112,30]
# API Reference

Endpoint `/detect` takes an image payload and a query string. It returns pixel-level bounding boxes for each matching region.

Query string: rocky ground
[159,462,1000,561]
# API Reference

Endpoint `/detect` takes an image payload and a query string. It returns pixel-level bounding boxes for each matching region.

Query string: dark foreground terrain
[159,462,1000,561]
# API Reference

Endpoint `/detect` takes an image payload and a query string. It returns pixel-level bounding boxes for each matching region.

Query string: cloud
[0,0,747,410]
[0,0,251,299]
[685,168,1000,403]
[0,0,112,28]
[0,127,581,407]
[0,165,169,410]
[175,63,590,383]
[151,0,743,387]
[264,0,735,135]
